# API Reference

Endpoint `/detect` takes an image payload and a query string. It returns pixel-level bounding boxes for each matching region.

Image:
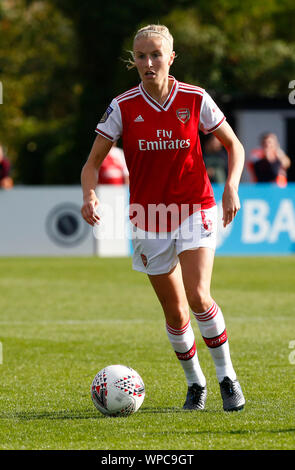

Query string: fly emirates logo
[138,129,191,151]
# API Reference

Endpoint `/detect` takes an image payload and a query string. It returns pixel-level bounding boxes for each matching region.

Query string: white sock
[193,301,236,383]
[166,320,206,387]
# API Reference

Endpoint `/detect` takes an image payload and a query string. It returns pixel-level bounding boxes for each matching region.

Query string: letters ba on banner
[214,183,295,255]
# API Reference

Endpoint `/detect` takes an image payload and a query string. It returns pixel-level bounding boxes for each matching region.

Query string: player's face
[262,135,277,152]
[133,35,175,86]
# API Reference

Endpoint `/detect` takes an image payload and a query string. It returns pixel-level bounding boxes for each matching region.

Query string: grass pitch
[0,256,294,450]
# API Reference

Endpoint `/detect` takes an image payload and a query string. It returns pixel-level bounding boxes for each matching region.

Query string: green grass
[0,256,294,450]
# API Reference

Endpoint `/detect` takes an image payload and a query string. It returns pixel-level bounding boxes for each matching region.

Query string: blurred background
[0,0,295,256]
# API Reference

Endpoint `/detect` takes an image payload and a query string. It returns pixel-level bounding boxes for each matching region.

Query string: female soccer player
[81,25,246,411]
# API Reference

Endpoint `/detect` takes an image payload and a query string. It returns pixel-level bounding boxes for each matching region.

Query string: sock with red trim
[193,301,236,383]
[166,320,206,387]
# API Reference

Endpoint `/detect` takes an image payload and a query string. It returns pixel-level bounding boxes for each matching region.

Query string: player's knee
[187,288,211,314]
[163,304,189,330]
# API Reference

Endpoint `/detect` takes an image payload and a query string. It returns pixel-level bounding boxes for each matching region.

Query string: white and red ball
[91,365,145,417]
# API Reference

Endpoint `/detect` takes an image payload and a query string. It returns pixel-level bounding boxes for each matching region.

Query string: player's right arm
[81,134,113,226]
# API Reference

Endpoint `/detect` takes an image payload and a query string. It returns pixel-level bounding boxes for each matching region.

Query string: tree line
[0,0,295,184]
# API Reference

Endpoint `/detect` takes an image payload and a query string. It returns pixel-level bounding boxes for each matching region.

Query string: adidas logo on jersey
[134,115,144,122]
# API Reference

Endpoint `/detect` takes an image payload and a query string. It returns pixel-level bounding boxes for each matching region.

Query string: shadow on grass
[0,406,210,420]
[140,406,222,414]
[0,409,103,420]
[1,407,295,439]
[0,406,215,421]
[0,407,183,421]
[141,428,295,436]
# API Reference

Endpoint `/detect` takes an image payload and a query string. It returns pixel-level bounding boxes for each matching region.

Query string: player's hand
[81,190,100,226]
[222,183,240,227]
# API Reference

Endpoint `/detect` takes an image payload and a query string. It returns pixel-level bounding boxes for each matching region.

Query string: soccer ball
[91,364,145,417]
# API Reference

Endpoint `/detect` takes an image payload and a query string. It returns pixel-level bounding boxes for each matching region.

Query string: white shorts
[131,205,217,275]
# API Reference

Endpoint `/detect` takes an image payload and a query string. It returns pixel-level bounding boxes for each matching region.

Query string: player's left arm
[213,121,245,227]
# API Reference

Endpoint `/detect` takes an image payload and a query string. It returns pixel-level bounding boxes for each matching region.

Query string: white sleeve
[95,99,122,142]
[199,90,226,134]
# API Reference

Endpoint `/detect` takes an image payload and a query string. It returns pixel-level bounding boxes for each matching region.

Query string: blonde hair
[126,24,174,70]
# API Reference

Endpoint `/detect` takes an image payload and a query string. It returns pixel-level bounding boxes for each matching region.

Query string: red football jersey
[96,76,225,231]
